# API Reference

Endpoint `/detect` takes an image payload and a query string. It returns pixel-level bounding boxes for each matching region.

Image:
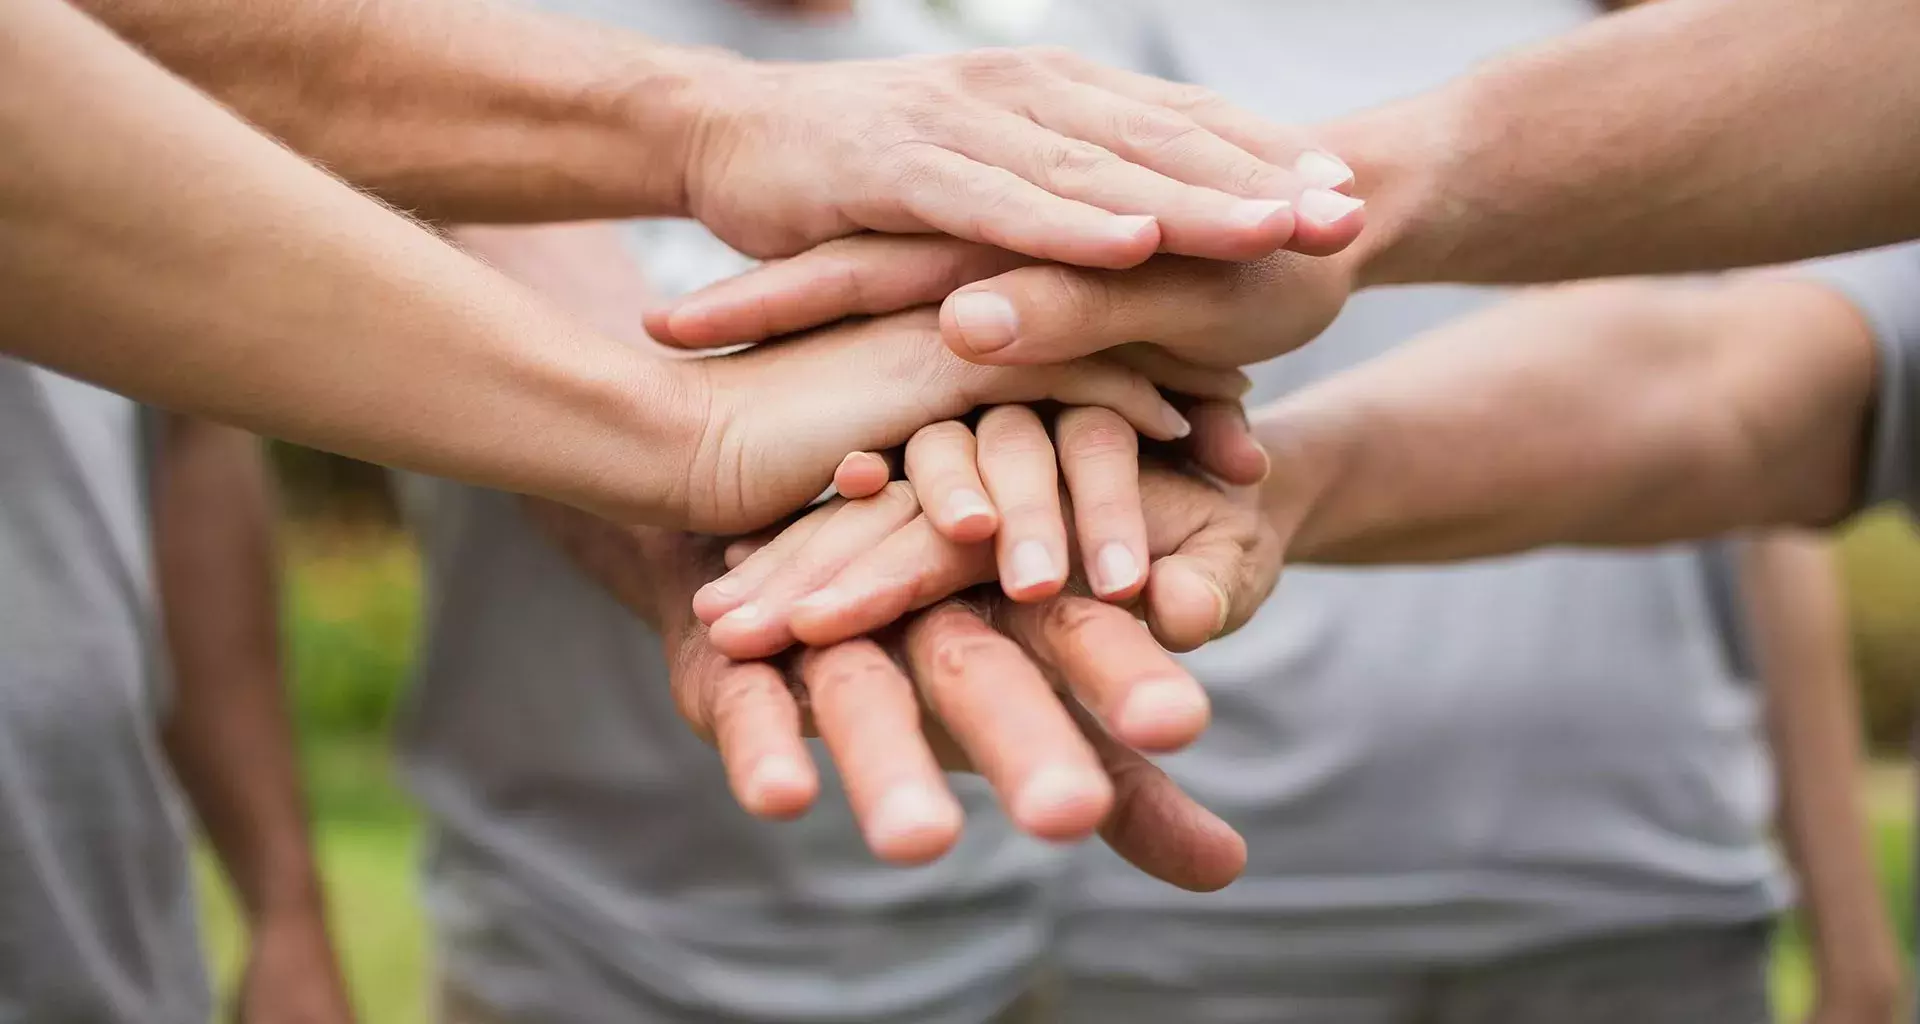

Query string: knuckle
[1038,140,1120,185]
[1039,596,1110,638]
[705,671,770,737]
[808,647,900,697]
[924,630,1008,681]
[1160,82,1228,114]
[1117,107,1203,151]
[954,47,1045,89]
[1060,412,1138,461]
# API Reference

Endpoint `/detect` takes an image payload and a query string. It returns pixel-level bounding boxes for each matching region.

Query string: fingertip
[938,490,999,544]
[941,290,1022,361]
[740,754,819,821]
[865,785,965,865]
[1091,542,1145,601]
[1115,678,1211,754]
[1180,813,1249,893]
[1002,540,1066,602]
[692,579,743,624]
[834,452,892,499]
[1145,559,1230,653]
[1291,191,1367,254]
[640,307,677,344]
[1011,766,1113,842]
[709,603,795,660]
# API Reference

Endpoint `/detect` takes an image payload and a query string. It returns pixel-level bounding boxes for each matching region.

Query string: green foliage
[1837,511,1920,751]
[283,533,420,740]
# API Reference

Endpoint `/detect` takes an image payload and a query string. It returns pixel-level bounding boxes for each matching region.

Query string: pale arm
[2,0,696,523]
[1254,276,1880,563]
[1337,0,1920,287]
[153,416,353,1023]
[1744,533,1904,1024]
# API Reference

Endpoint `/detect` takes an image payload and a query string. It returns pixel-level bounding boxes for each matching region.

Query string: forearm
[1333,0,1920,287]
[1257,277,1877,563]
[155,417,322,922]
[80,0,721,222]
[1749,533,1903,1007]
[2,0,699,524]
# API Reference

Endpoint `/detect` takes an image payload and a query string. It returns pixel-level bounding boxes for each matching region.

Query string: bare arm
[153,416,353,1023]
[1338,0,1920,287]
[1253,275,1879,563]
[1745,533,1904,1024]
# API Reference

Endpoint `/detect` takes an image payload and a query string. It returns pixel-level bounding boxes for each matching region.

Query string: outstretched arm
[1334,0,1920,286]
[1257,273,1884,563]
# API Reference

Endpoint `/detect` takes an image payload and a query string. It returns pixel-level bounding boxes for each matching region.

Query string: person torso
[0,361,207,1024]
[400,5,1064,1022]
[1046,0,1787,983]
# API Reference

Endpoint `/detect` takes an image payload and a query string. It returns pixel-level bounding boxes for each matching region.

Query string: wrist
[1248,398,1353,558]
[1316,81,1475,289]
[580,34,748,216]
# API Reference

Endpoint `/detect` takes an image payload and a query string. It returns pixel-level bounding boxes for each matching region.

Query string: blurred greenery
[195,504,1920,1022]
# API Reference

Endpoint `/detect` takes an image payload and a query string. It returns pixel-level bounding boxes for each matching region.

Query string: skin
[78,0,1365,264]
[449,219,1256,882]
[7,0,1249,534]
[153,417,352,1024]
[733,270,1882,673]
[1746,535,1907,1024]
[523,500,1249,891]
[646,0,1920,370]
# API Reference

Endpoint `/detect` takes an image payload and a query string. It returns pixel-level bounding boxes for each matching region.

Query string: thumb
[940,258,1245,369]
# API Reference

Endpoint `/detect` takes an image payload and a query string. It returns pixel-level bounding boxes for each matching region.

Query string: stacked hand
[530,501,1258,891]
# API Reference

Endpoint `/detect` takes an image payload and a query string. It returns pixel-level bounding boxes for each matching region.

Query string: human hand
[645,232,1358,371]
[698,401,1274,656]
[670,307,1248,533]
[680,46,1366,266]
[627,527,1248,891]
[232,911,356,1024]
[700,435,1279,688]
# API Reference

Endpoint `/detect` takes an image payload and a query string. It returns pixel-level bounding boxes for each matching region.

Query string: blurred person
[1033,4,1894,1021]
[391,6,1098,1022]
[0,356,350,1022]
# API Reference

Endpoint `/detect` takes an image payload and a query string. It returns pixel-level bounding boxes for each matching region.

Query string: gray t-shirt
[398,5,1062,1023]
[0,361,207,1024]
[1800,245,1920,513]
[1046,0,1786,992]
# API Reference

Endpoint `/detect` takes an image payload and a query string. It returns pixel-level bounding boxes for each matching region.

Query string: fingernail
[747,755,811,808]
[1204,579,1231,638]
[946,292,1020,355]
[948,489,995,529]
[868,785,960,854]
[1227,198,1291,230]
[1007,540,1058,594]
[1094,543,1141,596]
[1294,150,1355,190]
[1162,404,1193,440]
[1298,188,1366,226]
[1108,213,1157,241]
[1118,679,1210,745]
[1013,766,1109,832]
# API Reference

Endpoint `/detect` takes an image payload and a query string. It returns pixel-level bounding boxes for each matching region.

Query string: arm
[153,416,353,1024]
[79,0,1354,263]
[1338,0,1920,286]
[1744,533,1904,1024]
[1252,274,1880,562]
[1,0,1195,533]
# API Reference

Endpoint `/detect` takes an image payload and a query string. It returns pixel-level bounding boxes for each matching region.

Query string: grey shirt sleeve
[1796,245,1920,513]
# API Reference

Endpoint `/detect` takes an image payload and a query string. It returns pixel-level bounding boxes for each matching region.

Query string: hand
[233,912,356,1024]
[625,526,1248,891]
[681,46,1366,266]
[646,234,1358,371]
[698,400,1272,656]
[671,307,1249,533]
[701,442,1282,663]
